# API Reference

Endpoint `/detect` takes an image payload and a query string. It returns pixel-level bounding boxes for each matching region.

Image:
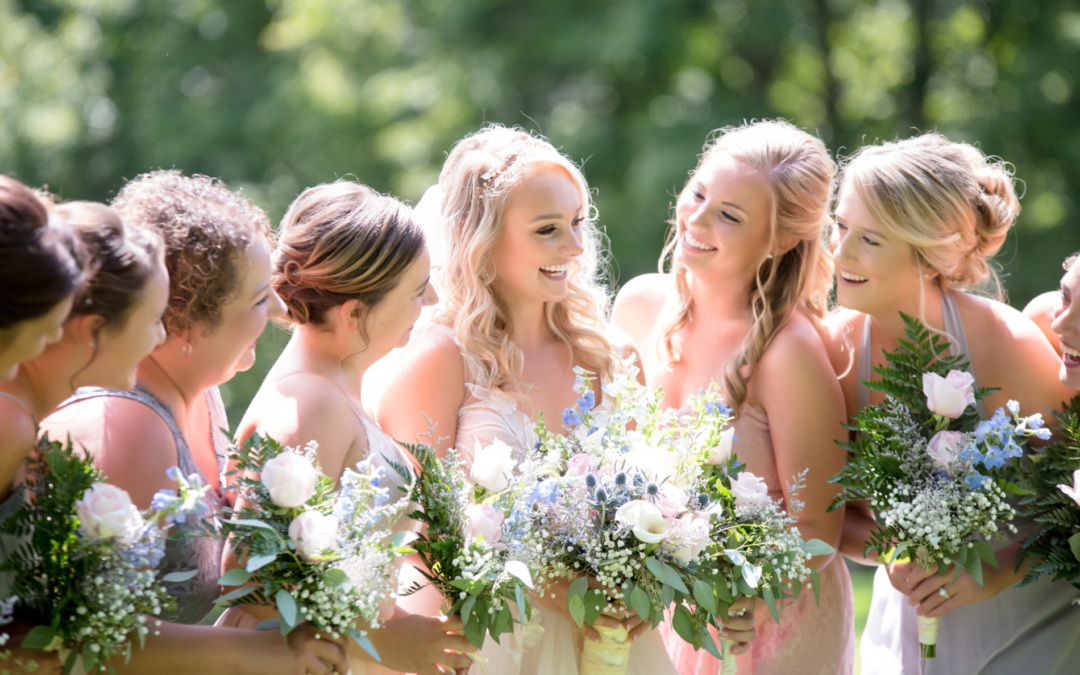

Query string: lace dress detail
[56,383,230,625]
[659,403,856,675]
[397,324,677,675]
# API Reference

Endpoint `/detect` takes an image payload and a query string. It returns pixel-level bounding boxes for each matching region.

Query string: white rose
[923,370,976,419]
[1057,469,1080,508]
[927,431,965,477]
[730,472,771,509]
[261,452,317,508]
[661,514,711,563]
[471,439,516,492]
[615,500,671,544]
[76,483,144,545]
[288,511,339,560]
[463,504,504,544]
[705,427,736,465]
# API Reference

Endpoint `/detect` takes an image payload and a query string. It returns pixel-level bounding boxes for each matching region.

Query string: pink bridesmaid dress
[659,403,856,675]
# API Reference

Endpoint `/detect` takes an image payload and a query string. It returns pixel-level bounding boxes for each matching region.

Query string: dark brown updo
[273,181,424,336]
[112,170,273,336]
[0,176,84,330]
[54,202,164,330]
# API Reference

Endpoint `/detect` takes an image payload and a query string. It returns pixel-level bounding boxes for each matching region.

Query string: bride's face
[488,163,585,307]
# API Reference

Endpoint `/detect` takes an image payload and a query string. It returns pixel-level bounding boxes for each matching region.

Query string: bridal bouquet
[828,315,1050,658]
[520,368,830,675]
[0,435,209,674]
[387,434,543,651]
[1015,395,1080,587]
[211,434,413,661]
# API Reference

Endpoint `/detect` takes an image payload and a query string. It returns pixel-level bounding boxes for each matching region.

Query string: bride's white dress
[216,406,420,675]
[396,324,678,675]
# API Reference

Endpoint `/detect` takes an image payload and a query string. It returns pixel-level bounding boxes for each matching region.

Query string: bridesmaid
[612,120,853,675]
[0,199,167,673]
[0,177,82,381]
[41,172,347,675]
[222,180,475,675]
[373,125,688,675]
[823,134,1078,674]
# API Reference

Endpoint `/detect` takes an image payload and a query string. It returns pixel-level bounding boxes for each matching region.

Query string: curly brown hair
[112,170,273,336]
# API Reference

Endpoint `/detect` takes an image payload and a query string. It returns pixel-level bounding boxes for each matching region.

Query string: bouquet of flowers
[0,435,209,674]
[519,367,830,675]
[828,315,1050,658]
[386,432,543,653]
[211,434,413,662]
[1015,395,1080,587]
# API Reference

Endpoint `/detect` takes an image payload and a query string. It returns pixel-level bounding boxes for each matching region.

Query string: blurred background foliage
[2,0,1079,428]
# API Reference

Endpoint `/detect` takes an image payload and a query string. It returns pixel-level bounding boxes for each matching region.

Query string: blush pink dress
[659,403,856,675]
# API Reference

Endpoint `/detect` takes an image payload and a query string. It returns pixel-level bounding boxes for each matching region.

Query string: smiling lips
[540,262,570,279]
[682,230,717,252]
[838,268,869,284]
[1063,342,1080,368]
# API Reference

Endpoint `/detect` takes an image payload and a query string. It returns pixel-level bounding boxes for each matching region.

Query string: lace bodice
[424,324,627,462]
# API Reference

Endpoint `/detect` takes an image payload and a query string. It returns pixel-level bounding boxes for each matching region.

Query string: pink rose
[730,472,771,509]
[261,451,317,508]
[662,514,711,563]
[654,484,688,519]
[923,370,976,419]
[566,454,593,478]
[927,430,965,477]
[288,511,339,560]
[463,504,504,544]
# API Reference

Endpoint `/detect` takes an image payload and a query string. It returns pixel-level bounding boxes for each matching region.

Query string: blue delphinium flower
[528,480,559,505]
[966,471,990,490]
[577,390,596,412]
[562,408,582,427]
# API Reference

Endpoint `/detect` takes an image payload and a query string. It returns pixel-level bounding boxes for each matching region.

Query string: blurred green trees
[2,0,1078,423]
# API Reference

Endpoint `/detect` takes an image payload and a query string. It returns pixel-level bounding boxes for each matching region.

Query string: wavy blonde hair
[657,120,837,411]
[840,133,1019,301]
[432,125,614,396]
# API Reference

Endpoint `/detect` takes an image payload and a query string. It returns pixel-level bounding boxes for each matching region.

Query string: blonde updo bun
[841,132,1019,292]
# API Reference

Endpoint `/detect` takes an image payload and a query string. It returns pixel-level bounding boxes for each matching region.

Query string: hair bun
[971,162,1019,259]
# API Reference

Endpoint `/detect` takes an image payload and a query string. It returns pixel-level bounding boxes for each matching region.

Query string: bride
[373,124,678,674]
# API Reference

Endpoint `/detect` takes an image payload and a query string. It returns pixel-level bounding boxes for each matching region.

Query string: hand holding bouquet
[212,434,412,662]
[829,315,1050,657]
[0,436,209,674]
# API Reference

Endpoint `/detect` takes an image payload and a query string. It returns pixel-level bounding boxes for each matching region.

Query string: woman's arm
[755,314,848,571]
[372,330,466,458]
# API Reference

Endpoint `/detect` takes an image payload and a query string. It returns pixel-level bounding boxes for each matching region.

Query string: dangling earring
[182,343,193,357]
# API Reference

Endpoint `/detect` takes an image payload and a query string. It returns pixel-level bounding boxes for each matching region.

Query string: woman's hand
[884,560,919,594]
[237,623,347,675]
[723,596,757,656]
[898,544,1021,619]
[532,576,629,643]
[360,613,476,675]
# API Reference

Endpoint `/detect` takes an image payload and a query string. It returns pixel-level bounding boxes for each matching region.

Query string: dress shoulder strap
[423,323,484,386]
[856,314,873,413]
[57,384,198,477]
[0,392,29,414]
[942,292,988,420]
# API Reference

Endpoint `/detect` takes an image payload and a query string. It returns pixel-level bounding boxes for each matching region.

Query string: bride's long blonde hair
[432,125,614,395]
[657,120,836,412]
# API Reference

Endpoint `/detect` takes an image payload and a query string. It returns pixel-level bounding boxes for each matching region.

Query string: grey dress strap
[856,292,987,419]
[57,383,226,625]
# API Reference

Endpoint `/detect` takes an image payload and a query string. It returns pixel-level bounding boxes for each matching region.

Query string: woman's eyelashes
[536,216,584,236]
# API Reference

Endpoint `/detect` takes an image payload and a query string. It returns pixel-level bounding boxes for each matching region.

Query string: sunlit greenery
[3,0,1078,427]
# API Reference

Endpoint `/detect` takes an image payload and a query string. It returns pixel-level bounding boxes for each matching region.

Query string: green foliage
[1016,395,1080,586]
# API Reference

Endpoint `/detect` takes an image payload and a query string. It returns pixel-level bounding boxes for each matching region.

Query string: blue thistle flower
[595,486,609,503]
[614,472,627,487]
[633,474,645,487]
[645,482,660,498]
[696,493,710,509]
[585,473,598,489]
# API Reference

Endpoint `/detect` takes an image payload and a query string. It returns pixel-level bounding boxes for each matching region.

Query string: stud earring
[182,344,193,356]
[89,341,97,349]
[766,253,774,260]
